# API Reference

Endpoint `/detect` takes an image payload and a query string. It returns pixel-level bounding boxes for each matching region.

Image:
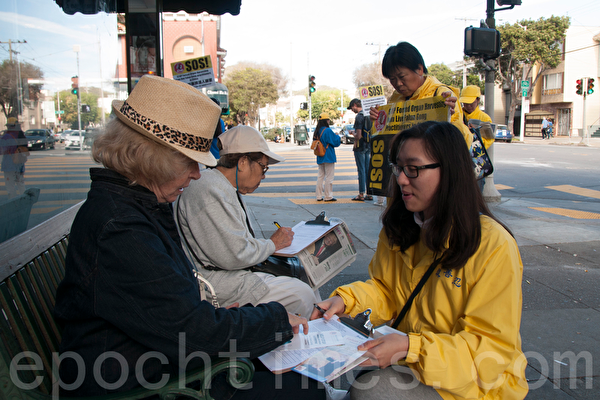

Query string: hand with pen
[270,221,294,250]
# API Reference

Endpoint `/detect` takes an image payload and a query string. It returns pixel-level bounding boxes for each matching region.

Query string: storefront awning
[55,0,241,16]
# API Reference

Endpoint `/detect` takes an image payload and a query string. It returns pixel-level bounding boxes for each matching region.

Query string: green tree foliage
[427,63,484,93]
[474,15,570,131]
[224,61,288,97]
[428,63,458,87]
[309,89,349,124]
[0,60,44,119]
[296,108,309,122]
[224,67,278,126]
[57,90,101,129]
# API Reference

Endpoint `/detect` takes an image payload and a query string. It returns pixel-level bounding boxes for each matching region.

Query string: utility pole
[1,39,27,116]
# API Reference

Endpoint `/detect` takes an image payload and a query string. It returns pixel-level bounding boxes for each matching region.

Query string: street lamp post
[73,45,82,150]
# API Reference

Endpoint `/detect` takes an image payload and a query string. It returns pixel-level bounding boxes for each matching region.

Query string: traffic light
[576,79,582,95]
[587,78,595,95]
[464,26,501,59]
[71,76,79,96]
[309,75,316,95]
[496,0,521,5]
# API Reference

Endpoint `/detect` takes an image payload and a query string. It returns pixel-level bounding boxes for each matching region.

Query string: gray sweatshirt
[176,168,274,306]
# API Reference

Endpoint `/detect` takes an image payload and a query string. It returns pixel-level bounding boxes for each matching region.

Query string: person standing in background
[348,98,373,202]
[314,112,341,202]
[459,85,494,150]
[1,117,28,198]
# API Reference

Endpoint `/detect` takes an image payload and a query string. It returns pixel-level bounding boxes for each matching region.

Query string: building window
[542,73,563,95]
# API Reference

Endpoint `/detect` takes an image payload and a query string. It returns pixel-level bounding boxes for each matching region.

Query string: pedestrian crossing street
[2,149,599,224]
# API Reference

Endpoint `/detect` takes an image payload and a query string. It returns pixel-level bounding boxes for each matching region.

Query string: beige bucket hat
[219,125,285,165]
[112,74,221,166]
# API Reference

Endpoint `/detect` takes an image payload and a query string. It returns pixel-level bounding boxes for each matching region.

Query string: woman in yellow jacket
[312,121,527,400]
[370,42,472,148]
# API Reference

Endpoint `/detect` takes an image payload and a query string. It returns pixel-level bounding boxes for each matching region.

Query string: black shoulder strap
[391,255,443,330]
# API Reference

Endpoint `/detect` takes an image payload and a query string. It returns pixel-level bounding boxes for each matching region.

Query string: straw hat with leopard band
[111,74,221,167]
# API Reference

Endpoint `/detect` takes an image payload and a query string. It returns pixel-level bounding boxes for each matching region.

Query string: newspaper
[259,316,367,382]
[274,220,357,289]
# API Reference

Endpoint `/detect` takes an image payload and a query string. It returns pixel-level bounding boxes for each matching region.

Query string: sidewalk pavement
[244,138,600,399]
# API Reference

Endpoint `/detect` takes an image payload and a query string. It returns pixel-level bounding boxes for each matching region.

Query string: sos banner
[171,55,215,90]
[367,96,449,197]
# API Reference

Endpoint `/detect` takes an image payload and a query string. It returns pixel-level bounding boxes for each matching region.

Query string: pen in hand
[274,221,282,229]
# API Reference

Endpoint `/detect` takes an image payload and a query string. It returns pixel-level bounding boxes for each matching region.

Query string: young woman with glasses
[312,121,527,400]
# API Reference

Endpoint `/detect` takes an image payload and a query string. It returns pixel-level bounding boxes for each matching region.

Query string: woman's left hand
[441,91,457,115]
[357,333,409,368]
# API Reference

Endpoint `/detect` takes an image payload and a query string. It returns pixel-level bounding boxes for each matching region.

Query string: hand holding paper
[357,332,409,369]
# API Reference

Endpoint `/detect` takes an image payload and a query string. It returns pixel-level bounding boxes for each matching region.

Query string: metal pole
[580,77,588,145]
[74,45,82,150]
[482,0,501,202]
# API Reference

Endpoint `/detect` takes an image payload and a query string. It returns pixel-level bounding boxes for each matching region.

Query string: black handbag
[250,255,311,286]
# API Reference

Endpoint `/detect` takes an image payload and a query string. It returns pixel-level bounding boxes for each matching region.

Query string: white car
[64,131,86,150]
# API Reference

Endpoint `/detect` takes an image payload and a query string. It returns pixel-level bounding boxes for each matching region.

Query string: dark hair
[382,41,428,79]
[314,118,330,139]
[381,121,511,269]
[217,151,263,169]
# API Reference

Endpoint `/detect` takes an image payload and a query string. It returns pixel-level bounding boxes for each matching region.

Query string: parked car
[338,124,355,144]
[84,127,102,149]
[24,129,55,150]
[64,130,86,150]
[495,124,513,143]
[60,130,73,143]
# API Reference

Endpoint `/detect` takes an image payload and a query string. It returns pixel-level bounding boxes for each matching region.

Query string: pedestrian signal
[587,78,594,95]
[576,79,582,95]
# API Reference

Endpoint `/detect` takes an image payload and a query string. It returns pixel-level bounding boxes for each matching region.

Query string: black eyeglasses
[255,160,269,174]
[390,163,440,178]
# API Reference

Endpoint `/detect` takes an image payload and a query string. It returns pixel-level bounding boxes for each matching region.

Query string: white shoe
[324,383,349,400]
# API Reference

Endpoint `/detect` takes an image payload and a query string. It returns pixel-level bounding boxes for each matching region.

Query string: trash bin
[293,125,308,145]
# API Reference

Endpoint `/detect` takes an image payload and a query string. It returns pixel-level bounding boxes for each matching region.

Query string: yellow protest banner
[171,55,215,89]
[368,96,449,196]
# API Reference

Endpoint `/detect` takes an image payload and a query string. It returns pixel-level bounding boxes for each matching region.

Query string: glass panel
[1,0,120,242]
[126,0,160,91]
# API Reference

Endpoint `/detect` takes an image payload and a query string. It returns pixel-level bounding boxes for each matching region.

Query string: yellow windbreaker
[464,108,494,149]
[389,75,473,148]
[334,216,528,400]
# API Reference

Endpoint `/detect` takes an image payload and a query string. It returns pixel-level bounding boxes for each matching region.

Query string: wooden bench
[0,203,254,399]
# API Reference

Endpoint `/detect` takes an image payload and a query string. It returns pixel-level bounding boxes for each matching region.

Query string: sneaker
[316,198,323,201]
[324,198,337,202]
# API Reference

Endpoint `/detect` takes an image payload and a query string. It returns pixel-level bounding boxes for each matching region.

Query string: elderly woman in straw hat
[176,125,320,318]
[54,75,324,399]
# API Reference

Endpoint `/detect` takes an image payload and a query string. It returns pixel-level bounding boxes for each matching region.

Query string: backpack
[470,126,493,180]
[311,129,329,157]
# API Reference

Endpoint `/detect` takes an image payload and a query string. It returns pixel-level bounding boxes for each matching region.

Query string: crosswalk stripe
[529,207,600,219]
[547,185,600,200]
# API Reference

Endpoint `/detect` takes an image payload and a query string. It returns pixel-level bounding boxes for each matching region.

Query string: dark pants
[209,359,326,400]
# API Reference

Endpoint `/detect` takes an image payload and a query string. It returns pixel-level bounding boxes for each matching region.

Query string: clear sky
[221,0,600,95]
[1,0,598,96]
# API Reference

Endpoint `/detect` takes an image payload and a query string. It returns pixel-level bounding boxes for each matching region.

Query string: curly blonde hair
[92,118,197,188]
